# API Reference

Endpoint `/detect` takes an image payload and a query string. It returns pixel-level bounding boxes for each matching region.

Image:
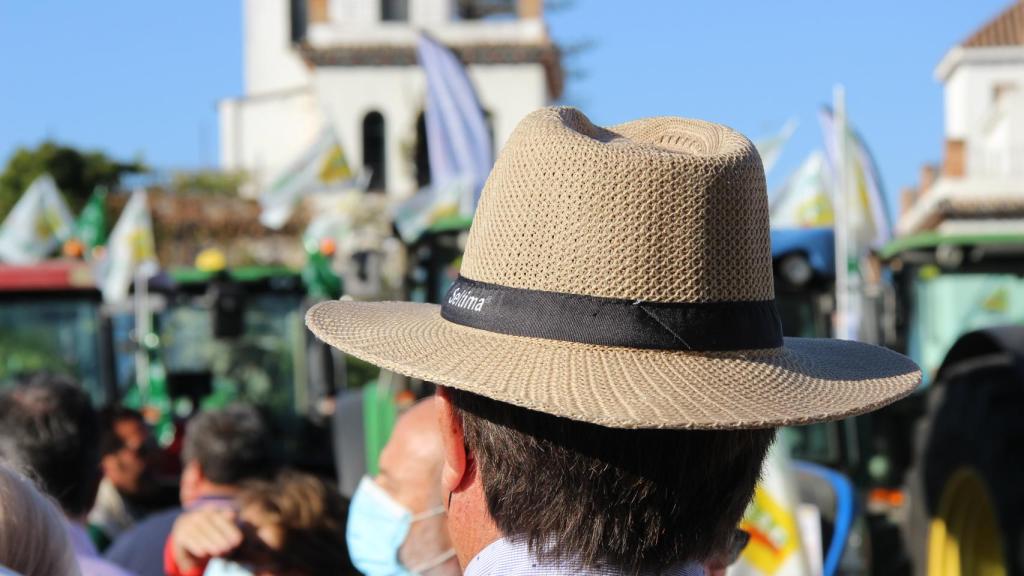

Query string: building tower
[219,0,562,199]
[899,1,1024,233]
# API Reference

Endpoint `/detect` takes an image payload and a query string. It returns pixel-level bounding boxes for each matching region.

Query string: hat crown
[461,107,775,304]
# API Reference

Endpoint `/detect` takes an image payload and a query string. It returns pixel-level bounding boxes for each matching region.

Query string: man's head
[170,471,355,576]
[379,398,456,574]
[98,407,158,497]
[235,471,353,576]
[179,403,273,505]
[346,398,458,576]
[0,373,100,518]
[437,386,776,572]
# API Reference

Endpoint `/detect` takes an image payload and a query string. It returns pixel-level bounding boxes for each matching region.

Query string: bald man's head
[374,398,458,575]
[377,398,445,512]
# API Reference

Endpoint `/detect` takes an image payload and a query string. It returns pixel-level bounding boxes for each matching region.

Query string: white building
[219,0,562,199]
[899,1,1024,234]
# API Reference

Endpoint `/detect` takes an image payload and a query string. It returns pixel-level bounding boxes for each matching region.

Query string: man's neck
[187,482,238,506]
[447,480,502,569]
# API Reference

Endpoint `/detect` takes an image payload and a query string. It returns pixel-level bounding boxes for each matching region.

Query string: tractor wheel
[905,351,1024,576]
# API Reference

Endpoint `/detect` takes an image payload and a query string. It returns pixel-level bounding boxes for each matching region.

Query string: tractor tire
[905,348,1024,576]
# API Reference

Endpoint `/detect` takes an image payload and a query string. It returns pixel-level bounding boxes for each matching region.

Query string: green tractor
[0,256,351,476]
[111,263,350,475]
[881,231,1024,576]
[774,227,1024,576]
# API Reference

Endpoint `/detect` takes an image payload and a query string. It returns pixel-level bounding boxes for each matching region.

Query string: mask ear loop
[411,505,446,522]
[408,548,457,574]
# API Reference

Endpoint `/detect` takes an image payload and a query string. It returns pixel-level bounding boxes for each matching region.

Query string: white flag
[100,189,157,303]
[417,33,493,212]
[818,108,891,248]
[260,125,359,230]
[0,174,74,264]
[755,119,798,176]
[393,175,473,244]
[769,152,833,229]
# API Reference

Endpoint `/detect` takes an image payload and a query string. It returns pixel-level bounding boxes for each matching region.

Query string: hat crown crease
[459,107,775,305]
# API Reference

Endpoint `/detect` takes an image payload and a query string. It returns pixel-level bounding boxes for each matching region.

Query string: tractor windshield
[158,291,305,417]
[906,270,1024,381]
[0,295,106,404]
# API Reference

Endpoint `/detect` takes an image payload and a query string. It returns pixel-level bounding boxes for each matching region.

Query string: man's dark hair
[97,406,146,457]
[0,373,100,517]
[447,388,776,572]
[182,404,274,485]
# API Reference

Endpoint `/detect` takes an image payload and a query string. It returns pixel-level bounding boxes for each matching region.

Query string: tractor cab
[115,265,342,475]
[0,261,115,405]
[880,231,1024,576]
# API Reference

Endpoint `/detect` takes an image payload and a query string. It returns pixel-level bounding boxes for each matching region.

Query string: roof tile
[964,1,1024,47]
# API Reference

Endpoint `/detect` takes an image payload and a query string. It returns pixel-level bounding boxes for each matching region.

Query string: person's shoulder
[78,554,140,576]
[104,507,182,560]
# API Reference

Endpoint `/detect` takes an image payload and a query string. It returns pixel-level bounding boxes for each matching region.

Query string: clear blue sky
[0,1,1012,220]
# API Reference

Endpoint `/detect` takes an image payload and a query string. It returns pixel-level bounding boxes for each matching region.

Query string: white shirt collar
[463,537,704,576]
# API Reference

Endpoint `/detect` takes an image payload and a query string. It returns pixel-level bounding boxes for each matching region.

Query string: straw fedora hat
[307,107,920,429]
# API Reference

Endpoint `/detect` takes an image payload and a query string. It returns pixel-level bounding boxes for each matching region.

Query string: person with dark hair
[165,470,356,576]
[304,107,922,573]
[0,373,133,576]
[89,407,164,548]
[104,404,275,576]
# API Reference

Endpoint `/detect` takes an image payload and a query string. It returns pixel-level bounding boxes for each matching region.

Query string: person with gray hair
[0,462,80,575]
[104,404,275,576]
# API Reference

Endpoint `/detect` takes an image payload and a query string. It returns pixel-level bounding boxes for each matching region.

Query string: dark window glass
[415,112,431,188]
[381,0,408,21]
[362,112,386,192]
[289,0,307,43]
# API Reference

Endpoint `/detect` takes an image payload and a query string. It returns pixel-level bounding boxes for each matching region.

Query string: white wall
[244,0,311,94]
[225,0,552,198]
[219,89,323,195]
[943,50,1024,179]
[943,50,1024,140]
[313,62,548,198]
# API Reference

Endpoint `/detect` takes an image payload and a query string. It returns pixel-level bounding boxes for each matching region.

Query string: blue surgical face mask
[347,476,454,576]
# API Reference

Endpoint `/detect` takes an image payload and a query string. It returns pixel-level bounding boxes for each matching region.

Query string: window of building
[415,112,431,188]
[381,0,408,21]
[362,112,386,192]
[289,0,308,43]
[455,0,517,20]
[993,83,1019,104]
[483,109,495,157]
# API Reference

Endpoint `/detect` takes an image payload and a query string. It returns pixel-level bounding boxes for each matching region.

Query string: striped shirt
[463,538,705,576]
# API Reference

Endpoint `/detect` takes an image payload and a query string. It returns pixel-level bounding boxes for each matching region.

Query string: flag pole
[833,85,850,340]
[134,267,151,404]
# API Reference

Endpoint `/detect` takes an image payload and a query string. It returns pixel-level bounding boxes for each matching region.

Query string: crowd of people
[0,108,920,576]
[0,372,457,576]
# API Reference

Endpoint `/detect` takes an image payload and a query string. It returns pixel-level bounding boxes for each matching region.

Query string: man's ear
[179,461,204,506]
[435,387,467,495]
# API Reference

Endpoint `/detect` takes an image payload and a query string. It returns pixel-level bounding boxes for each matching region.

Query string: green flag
[76,186,108,251]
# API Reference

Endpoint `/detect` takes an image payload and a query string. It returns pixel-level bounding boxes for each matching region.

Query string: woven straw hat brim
[306,300,922,430]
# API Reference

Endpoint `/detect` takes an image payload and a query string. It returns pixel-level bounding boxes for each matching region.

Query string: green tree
[0,141,146,219]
